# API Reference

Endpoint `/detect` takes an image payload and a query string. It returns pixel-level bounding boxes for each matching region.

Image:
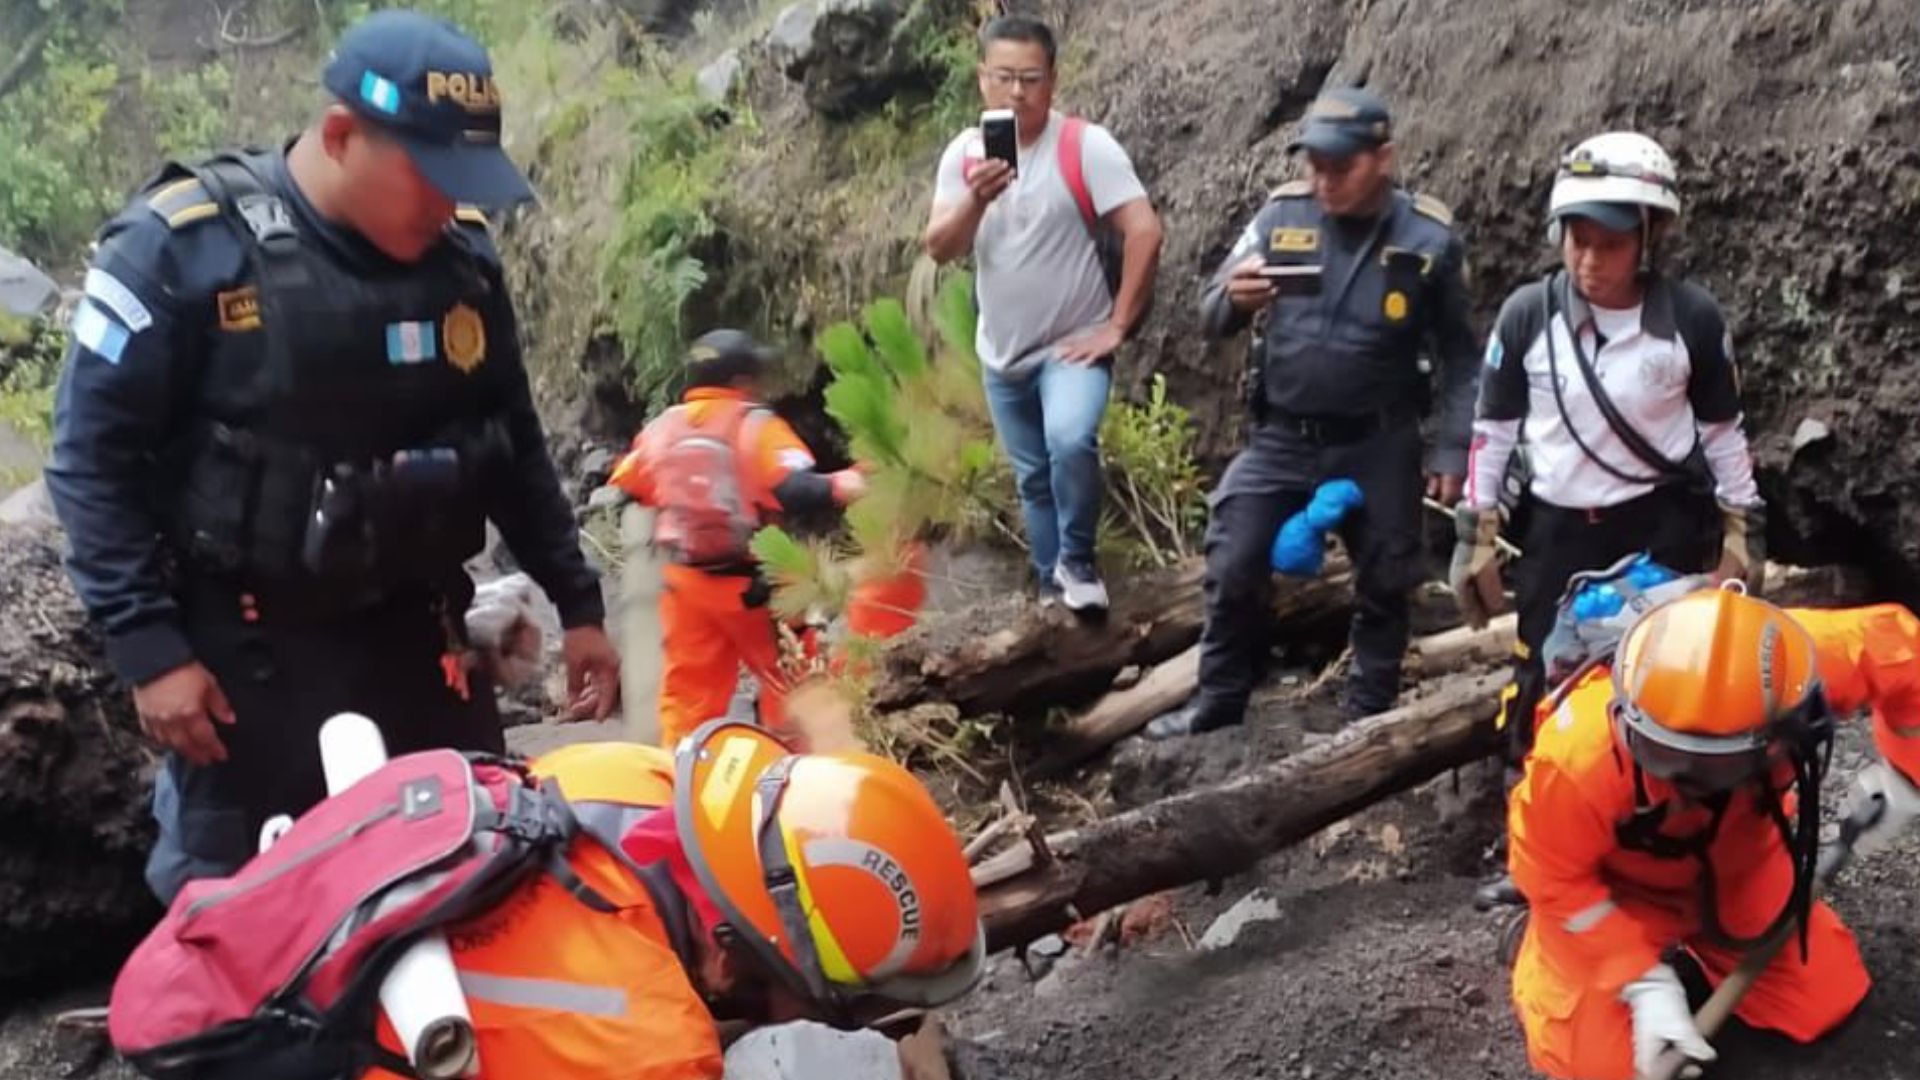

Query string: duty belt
[1266,410,1406,446]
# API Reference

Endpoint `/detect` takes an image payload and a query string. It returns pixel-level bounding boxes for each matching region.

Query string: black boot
[1143,702,1245,741]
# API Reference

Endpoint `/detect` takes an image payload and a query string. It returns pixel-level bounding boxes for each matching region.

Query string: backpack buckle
[236,193,296,248]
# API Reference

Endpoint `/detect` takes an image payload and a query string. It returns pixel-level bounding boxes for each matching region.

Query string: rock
[0,478,54,528]
[579,445,616,483]
[792,0,952,118]
[0,520,159,993]
[724,1021,904,1080]
[1198,888,1284,950]
[0,244,58,317]
[606,0,716,37]
[698,48,745,104]
[767,3,819,77]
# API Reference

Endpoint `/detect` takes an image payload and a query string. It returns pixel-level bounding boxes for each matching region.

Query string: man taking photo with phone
[1149,87,1480,738]
[923,13,1163,614]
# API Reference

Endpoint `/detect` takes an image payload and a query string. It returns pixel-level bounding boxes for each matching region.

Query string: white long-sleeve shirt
[1465,273,1759,512]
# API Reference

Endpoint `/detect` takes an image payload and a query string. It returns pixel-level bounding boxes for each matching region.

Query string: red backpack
[644,400,767,567]
[962,116,1149,333]
[107,750,613,1080]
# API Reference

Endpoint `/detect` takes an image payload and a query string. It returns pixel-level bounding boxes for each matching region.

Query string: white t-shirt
[934,111,1147,373]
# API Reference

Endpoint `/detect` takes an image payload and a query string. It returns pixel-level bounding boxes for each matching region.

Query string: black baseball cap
[321,9,534,209]
[1287,87,1394,159]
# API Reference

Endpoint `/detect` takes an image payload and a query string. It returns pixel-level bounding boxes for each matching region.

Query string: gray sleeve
[1199,209,1267,339]
[1082,124,1149,216]
[932,130,976,209]
[1423,234,1481,474]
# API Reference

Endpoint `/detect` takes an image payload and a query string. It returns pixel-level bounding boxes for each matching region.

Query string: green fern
[932,272,979,365]
[863,298,930,383]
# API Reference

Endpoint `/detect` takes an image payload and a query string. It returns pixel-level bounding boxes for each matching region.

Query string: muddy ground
[944,698,1920,1080]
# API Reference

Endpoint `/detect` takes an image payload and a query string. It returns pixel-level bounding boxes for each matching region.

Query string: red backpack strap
[1057,116,1098,231]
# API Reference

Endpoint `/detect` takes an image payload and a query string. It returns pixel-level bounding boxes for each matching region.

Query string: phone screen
[1259,264,1323,296]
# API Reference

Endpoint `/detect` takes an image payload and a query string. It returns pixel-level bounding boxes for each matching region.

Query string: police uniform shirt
[1199,183,1482,475]
[45,149,603,685]
[1463,275,1761,512]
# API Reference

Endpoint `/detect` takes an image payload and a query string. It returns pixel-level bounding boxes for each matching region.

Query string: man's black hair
[979,14,1057,67]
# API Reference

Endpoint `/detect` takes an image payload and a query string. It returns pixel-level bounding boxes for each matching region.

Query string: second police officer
[1151,88,1482,738]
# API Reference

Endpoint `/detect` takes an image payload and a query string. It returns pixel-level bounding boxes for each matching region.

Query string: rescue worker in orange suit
[608,330,868,747]
[370,719,985,1078]
[1507,581,1920,1080]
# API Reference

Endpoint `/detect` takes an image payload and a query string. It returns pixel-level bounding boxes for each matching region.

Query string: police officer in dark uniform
[44,10,621,902]
[1149,88,1481,738]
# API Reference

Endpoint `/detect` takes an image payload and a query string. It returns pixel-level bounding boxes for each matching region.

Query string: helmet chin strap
[1636,207,1654,278]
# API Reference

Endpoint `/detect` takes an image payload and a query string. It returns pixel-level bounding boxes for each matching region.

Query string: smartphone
[981,109,1018,170]
[1258,263,1323,296]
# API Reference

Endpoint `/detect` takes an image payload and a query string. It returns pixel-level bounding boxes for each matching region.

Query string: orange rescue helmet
[1611,586,1831,792]
[673,719,984,1024]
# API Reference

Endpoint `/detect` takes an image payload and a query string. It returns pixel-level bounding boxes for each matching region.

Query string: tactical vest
[165,150,512,600]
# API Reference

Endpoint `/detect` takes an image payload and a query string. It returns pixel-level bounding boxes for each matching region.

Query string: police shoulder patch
[1411,193,1454,227]
[1270,179,1313,200]
[145,177,218,231]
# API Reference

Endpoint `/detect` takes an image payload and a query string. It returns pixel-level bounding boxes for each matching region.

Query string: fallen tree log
[0,521,159,992]
[971,671,1507,952]
[871,558,1352,715]
[1015,561,1872,777]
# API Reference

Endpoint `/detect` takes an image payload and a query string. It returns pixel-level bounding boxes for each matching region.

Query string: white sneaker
[1052,560,1109,613]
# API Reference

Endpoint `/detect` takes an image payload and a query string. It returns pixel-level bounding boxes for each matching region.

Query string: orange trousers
[1513,854,1870,1080]
[656,569,789,748]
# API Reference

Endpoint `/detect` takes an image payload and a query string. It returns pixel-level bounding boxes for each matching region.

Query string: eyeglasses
[983,68,1049,89]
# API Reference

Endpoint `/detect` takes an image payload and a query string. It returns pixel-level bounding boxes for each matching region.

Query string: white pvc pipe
[318,713,480,1079]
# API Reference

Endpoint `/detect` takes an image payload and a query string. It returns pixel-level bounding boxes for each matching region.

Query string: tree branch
[0,17,57,104]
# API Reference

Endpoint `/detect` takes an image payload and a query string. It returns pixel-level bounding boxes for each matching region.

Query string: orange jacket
[610,387,817,518]
[1509,603,1920,997]
[371,743,725,1080]
[611,387,824,605]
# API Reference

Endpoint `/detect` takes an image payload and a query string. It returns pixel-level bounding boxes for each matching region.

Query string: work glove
[1449,504,1508,629]
[465,573,546,690]
[1715,500,1766,594]
[1845,762,1920,859]
[1622,962,1716,1079]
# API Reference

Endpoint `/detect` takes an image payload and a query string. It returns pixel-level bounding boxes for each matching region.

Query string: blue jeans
[982,354,1111,579]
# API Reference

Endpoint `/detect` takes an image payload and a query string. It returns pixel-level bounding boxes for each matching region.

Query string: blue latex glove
[1271,479,1365,577]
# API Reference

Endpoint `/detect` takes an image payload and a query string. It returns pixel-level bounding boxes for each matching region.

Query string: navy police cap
[322,9,534,209]
[1287,87,1394,159]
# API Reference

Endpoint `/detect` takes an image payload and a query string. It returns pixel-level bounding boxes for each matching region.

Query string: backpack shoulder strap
[1055,116,1098,231]
[1543,272,1689,484]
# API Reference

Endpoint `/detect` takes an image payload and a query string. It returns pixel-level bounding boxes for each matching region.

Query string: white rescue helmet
[1548,132,1681,232]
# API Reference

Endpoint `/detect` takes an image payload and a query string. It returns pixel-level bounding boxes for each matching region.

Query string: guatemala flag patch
[360,71,402,115]
[386,320,438,364]
[72,300,131,365]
